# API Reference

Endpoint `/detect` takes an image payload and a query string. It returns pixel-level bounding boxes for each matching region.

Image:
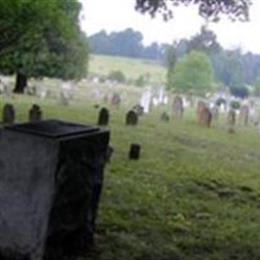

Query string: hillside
[1,92,260,260]
[89,54,167,84]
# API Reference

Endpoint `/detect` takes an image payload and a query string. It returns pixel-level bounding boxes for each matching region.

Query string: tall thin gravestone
[227,109,236,133]
[126,110,138,126]
[98,108,109,126]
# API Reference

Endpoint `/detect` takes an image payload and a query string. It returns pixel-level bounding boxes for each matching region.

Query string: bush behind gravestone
[230,100,241,110]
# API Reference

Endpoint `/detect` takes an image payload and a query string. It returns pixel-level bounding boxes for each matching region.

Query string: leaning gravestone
[126,110,138,126]
[2,104,15,125]
[129,143,141,160]
[29,104,42,123]
[98,107,109,126]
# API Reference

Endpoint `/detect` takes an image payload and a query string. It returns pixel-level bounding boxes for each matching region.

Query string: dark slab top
[5,120,99,138]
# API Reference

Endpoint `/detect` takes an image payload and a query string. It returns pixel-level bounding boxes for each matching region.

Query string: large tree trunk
[13,72,27,94]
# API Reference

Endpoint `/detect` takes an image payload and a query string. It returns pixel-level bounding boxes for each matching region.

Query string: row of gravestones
[98,107,138,126]
[1,104,42,125]
[1,104,142,161]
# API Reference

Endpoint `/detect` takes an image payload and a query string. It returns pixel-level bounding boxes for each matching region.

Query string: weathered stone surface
[126,110,138,126]
[98,108,109,126]
[2,103,15,125]
[29,104,42,123]
[197,101,212,127]
[129,143,141,160]
[0,120,110,260]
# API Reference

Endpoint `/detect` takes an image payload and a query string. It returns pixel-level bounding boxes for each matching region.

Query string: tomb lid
[5,119,99,138]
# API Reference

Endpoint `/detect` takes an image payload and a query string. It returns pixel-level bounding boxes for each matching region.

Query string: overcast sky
[80,0,260,54]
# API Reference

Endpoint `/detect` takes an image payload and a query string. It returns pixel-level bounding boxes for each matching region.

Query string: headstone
[29,104,42,123]
[2,104,15,125]
[239,104,249,126]
[0,120,110,260]
[140,90,151,113]
[160,112,170,122]
[197,102,212,127]
[129,143,141,160]
[132,104,144,116]
[126,110,138,126]
[98,107,109,126]
[211,106,219,121]
[59,91,69,106]
[111,93,121,107]
[172,96,184,119]
[227,109,236,133]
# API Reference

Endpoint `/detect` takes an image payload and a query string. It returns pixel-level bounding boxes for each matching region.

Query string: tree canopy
[167,51,213,95]
[135,0,251,21]
[89,29,165,60]
[0,0,88,92]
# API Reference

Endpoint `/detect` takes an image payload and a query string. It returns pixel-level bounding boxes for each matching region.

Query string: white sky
[80,0,260,54]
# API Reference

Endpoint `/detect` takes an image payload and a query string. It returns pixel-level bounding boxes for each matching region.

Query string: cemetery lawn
[89,54,166,84]
[1,96,260,260]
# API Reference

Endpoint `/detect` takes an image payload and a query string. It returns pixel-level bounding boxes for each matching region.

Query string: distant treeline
[88,28,167,61]
[89,27,260,92]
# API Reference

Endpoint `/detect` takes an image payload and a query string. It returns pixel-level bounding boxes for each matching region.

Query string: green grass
[89,54,166,84]
[1,94,260,260]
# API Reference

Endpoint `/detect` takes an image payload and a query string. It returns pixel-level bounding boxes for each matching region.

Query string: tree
[187,26,221,55]
[167,51,213,95]
[135,0,251,21]
[230,86,249,99]
[253,77,260,96]
[0,0,88,93]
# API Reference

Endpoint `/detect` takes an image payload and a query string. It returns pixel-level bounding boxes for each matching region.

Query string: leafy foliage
[167,51,213,95]
[230,86,249,99]
[0,0,88,82]
[89,28,166,60]
[135,0,251,21]
[230,100,241,109]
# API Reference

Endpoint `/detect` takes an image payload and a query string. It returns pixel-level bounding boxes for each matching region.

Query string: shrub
[230,86,249,99]
[108,70,126,83]
[230,100,241,110]
[215,97,226,107]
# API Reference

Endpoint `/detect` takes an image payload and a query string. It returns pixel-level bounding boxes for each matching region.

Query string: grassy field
[89,54,166,84]
[1,92,260,260]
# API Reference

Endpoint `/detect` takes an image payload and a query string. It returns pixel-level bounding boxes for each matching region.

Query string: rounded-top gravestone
[2,103,15,125]
[98,107,109,126]
[29,104,42,123]
[126,110,138,126]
